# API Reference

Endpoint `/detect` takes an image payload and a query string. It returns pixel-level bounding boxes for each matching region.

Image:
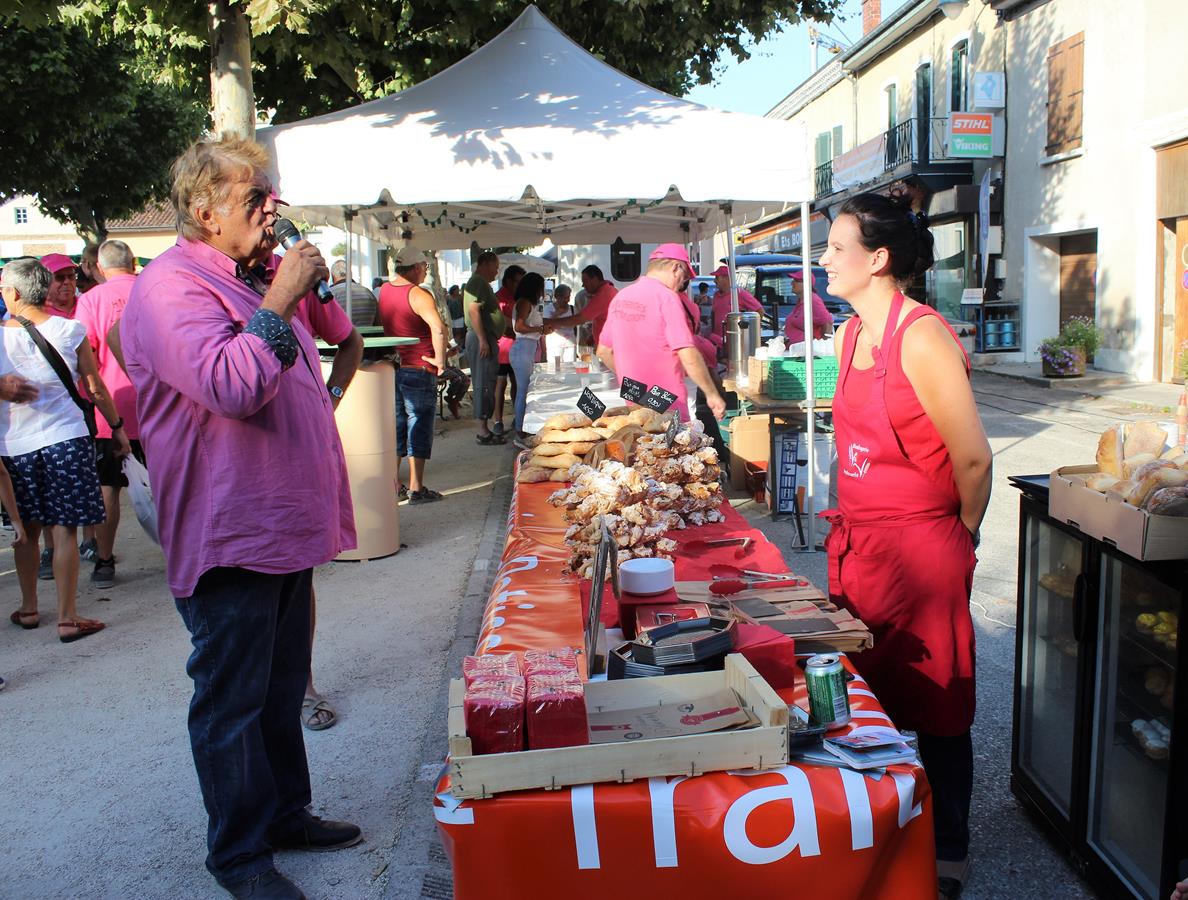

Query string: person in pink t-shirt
[492,265,524,436]
[709,264,764,348]
[783,269,833,345]
[72,240,144,588]
[598,244,725,423]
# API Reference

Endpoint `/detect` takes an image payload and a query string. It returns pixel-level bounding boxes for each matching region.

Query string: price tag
[620,376,647,403]
[577,387,607,420]
[664,413,681,449]
[641,385,679,412]
[585,517,612,677]
[605,518,620,600]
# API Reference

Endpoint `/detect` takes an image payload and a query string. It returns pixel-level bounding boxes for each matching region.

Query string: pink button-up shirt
[711,288,763,345]
[121,237,356,598]
[74,273,140,439]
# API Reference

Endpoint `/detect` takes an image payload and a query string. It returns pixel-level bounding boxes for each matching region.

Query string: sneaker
[224,869,307,899]
[79,539,98,562]
[397,483,409,502]
[266,811,362,852]
[408,488,444,505]
[38,548,53,581]
[91,557,115,588]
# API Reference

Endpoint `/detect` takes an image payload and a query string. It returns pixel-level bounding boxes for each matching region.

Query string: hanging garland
[405,196,671,234]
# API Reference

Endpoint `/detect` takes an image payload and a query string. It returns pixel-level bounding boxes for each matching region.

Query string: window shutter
[816,131,832,166]
[1046,33,1084,155]
[832,125,843,155]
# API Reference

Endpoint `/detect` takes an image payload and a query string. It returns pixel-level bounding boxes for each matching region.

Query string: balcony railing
[815,116,955,199]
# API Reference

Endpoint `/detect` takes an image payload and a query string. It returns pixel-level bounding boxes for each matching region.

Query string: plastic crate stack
[766,356,840,401]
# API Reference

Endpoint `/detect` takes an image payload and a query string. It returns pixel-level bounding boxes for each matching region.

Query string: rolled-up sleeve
[129,274,286,419]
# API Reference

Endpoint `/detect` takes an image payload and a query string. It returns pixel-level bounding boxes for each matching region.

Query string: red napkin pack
[462,652,523,687]
[463,675,526,755]
[526,673,588,750]
[732,623,798,691]
[523,647,580,678]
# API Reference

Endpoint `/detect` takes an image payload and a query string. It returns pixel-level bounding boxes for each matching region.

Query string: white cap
[394,245,427,266]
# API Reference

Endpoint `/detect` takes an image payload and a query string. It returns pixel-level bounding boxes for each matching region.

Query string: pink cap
[786,269,805,282]
[40,253,77,274]
[649,243,694,276]
[711,265,731,277]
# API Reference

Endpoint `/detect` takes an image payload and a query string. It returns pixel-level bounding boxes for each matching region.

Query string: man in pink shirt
[121,135,360,899]
[72,240,142,588]
[710,264,763,347]
[38,253,79,319]
[545,264,617,350]
[783,269,833,345]
[597,244,725,423]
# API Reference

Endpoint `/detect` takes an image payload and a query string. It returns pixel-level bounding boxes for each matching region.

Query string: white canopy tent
[258,4,823,548]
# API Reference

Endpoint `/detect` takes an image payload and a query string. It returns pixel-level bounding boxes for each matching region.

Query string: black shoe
[224,869,306,899]
[268,811,362,852]
[38,548,53,581]
[91,557,115,588]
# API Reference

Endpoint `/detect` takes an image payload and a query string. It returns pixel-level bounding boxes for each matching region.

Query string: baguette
[541,412,593,431]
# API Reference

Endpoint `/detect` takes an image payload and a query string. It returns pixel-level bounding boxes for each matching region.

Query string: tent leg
[797,198,818,553]
[344,210,354,322]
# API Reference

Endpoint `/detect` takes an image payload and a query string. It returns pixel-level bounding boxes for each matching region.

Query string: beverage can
[805,653,850,728]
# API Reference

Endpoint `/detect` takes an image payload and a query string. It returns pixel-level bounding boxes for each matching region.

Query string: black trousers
[917,730,973,861]
[175,567,314,886]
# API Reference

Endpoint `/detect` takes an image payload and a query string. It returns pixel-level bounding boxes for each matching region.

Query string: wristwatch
[328,385,345,401]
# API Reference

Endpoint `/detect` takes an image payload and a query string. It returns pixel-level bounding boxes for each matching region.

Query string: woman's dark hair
[837,190,934,281]
[514,272,546,304]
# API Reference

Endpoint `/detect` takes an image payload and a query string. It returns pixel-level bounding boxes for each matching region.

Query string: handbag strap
[13,315,93,416]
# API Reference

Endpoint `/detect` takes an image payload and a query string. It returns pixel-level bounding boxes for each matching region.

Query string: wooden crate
[446,654,788,799]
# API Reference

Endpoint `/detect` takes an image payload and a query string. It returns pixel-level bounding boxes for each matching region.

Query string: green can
[805,654,851,728]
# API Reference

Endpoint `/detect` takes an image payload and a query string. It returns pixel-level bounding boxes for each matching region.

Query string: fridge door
[1014,507,1088,824]
[1086,551,1179,899]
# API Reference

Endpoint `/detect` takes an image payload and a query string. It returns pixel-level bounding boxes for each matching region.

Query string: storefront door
[1058,232,1097,332]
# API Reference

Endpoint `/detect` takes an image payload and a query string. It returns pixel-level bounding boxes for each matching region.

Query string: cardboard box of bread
[1050,421,1188,560]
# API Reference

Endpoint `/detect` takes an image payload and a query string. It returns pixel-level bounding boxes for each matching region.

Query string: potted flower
[1037,316,1102,378]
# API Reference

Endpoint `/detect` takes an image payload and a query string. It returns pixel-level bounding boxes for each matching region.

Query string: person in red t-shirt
[544,265,617,351]
[492,265,524,436]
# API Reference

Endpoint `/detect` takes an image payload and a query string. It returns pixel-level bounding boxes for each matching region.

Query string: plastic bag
[122,454,160,545]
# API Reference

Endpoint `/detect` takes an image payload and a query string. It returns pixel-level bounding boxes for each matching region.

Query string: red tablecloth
[435,482,937,899]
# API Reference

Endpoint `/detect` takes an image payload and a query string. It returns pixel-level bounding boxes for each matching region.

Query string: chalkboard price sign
[577,387,607,420]
[641,385,678,413]
[620,376,647,403]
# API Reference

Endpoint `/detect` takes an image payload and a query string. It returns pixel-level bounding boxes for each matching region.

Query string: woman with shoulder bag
[0,258,130,643]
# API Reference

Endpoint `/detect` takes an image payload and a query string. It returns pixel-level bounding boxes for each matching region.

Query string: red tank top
[378,282,433,368]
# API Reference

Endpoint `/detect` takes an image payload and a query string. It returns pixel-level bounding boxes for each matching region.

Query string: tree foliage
[0,15,206,242]
[40,0,843,124]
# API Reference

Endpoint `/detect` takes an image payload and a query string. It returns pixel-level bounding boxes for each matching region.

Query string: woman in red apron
[819,192,992,899]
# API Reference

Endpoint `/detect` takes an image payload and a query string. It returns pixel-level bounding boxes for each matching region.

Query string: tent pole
[798,199,817,553]
[725,205,739,316]
[344,209,354,321]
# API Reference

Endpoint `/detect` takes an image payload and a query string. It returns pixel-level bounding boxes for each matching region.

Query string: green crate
[766,356,839,401]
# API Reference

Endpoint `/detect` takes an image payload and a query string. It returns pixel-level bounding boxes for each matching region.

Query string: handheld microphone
[273,217,334,303]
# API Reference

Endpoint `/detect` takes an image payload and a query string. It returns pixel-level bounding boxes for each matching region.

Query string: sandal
[409,487,444,504]
[937,857,971,899]
[10,610,39,630]
[58,618,105,644]
[302,696,338,731]
[475,433,507,445]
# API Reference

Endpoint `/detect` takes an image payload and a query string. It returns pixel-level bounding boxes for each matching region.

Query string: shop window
[950,40,968,112]
[1046,33,1084,156]
[14,207,28,225]
[926,220,968,321]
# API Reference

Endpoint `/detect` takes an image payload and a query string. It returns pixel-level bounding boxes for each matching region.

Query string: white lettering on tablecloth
[839,769,875,850]
[647,775,691,867]
[571,784,600,869]
[892,772,924,828]
[722,767,821,864]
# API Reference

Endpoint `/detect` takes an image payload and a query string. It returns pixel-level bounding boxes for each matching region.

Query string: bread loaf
[1146,486,1188,517]
[530,452,582,470]
[1123,421,1167,460]
[592,414,633,432]
[542,412,593,431]
[548,468,573,482]
[533,443,568,457]
[536,427,603,444]
[1085,473,1120,492]
[517,466,552,483]
[1122,453,1157,479]
[1096,425,1124,478]
[1124,465,1188,507]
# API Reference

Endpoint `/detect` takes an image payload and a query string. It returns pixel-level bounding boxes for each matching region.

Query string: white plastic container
[619,557,676,595]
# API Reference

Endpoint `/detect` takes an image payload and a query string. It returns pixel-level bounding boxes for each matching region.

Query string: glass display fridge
[1011,478,1186,900]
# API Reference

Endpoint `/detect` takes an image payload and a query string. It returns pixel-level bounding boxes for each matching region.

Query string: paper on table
[586,687,751,743]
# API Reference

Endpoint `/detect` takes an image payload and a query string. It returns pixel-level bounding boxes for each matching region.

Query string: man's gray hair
[554,284,572,299]
[0,257,51,306]
[330,260,348,282]
[97,239,135,272]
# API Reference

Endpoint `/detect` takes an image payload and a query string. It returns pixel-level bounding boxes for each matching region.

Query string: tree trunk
[208,0,256,138]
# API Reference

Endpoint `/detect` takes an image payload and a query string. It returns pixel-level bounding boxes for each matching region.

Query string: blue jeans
[509,339,538,433]
[395,366,438,459]
[175,567,314,887]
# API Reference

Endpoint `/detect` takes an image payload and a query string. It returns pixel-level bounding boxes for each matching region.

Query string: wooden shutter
[1046,33,1084,155]
[815,131,832,166]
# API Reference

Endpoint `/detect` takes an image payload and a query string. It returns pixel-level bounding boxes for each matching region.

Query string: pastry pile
[1087,422,1188,514]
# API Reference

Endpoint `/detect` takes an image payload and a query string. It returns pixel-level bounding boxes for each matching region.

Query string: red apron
[822,293,976,737]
